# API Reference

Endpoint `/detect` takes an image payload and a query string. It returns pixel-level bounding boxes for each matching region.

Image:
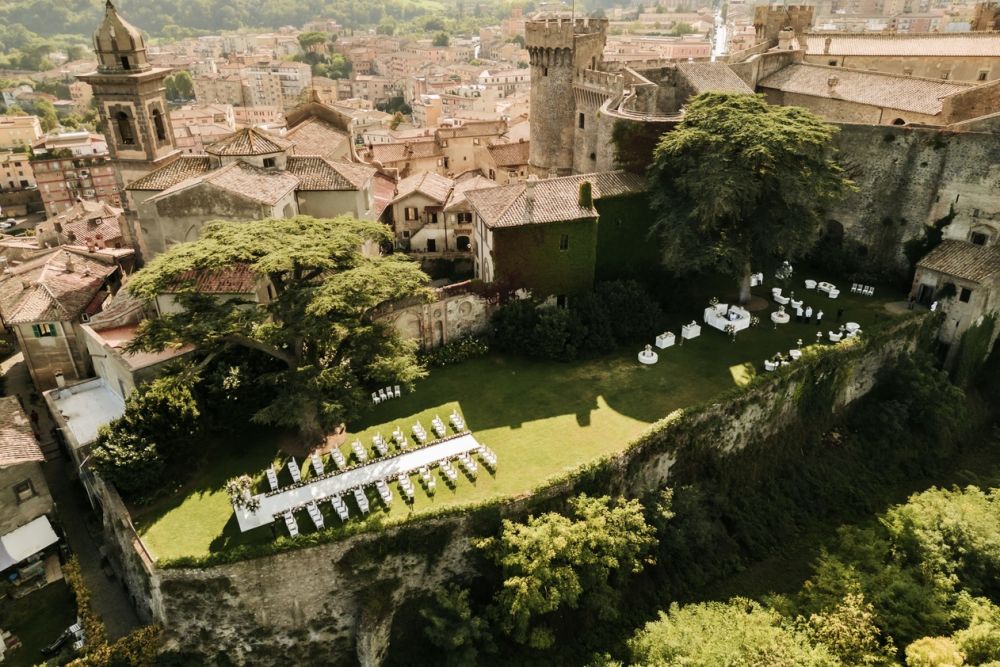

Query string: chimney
[64,254,74,273]
[54,370,65,388]
[524,179,536,223]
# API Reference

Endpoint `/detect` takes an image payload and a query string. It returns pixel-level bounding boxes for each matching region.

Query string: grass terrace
[134,273,913,562]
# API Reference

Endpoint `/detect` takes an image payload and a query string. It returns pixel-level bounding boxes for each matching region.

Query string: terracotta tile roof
[285,118,350,161]
[445,175,498,211]
[758,64,971,116]
[676,62,754,95]
[917,239,1000,283]
[164,264,258,294]
[372,173,396,219]
[126,156,214,191]
[804,32,1000,57]
[465,171,645,229]
[392,172,454,204]
[436,120,507,139]
[151,161,298,207]
[0,396,43,467]
[487,141,530,168]
[4,248,118,324]
[364,140,442,165]
[285,156,374,191]
[205,127,293,157]
[40,200,125,248]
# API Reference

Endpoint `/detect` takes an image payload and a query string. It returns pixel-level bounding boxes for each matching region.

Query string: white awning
[0,516,59,571]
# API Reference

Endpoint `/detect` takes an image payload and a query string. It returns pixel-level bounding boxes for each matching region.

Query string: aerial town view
[0,0,998,664]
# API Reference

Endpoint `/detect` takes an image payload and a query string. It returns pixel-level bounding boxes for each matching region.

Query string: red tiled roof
[285,156,374,191]
[487,141,530,168]
[165,264,258,294]
[126,156,214,191]
[917,239,1000,283]
[205,127,293,157]
[465,171,645,229]
[0,396,43,467]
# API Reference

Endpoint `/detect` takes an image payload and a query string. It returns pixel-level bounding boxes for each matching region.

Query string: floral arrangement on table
[709,296,719,306]
[724,323,736,340]
[225,474,261,512]
[750,315,761,328]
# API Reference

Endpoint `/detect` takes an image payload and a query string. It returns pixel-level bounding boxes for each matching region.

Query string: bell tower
[78,1,179,189]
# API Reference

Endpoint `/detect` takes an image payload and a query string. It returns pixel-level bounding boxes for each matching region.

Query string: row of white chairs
[280,447,501,534]
[450,410,465,430]
[372,385,402,405]
[431,415,447,438]
[413,421,428,444]
[851,284,876,296]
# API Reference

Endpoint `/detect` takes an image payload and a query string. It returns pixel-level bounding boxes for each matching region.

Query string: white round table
[845,321,860,333]
[771,311,790,324]
[638,349,659,365]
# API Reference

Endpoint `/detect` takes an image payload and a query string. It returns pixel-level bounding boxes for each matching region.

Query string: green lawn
[135,275,910,561]
[0,581,77,667]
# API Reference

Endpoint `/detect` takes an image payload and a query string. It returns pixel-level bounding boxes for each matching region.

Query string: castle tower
[78,1,179,191]
[526,16,608,178]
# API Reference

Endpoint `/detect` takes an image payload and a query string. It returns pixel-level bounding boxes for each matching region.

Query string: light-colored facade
[0,152,35,192]
[0,116,43,150]
[31,133,120,217]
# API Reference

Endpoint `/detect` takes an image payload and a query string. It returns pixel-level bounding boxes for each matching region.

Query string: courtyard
[134,274,912,562]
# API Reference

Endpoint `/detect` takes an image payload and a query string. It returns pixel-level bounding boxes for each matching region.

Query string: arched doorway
[115,111,135,145]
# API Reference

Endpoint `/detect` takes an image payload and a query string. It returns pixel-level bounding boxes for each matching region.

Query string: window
[115,111,135,145]
[828,60,838,66]
[978,71,989,81]
[970,231,989,246]
[903,67,913,76]
[152,108,167,141]
[402,230,411,238]
[559,234,569,251]
[404,207,418,221]
[578,113,585,129]
[959,287,972,303]
[31,323,57,338]
[488,169,496,180]
[13,479,35,503]
[426,239,437,252]
[263,157,276,168]
[542,67,548,77]
[457,212,472,224]
[120,56,131,70]
[940,72,950,80]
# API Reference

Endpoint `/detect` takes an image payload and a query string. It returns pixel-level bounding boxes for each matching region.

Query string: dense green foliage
[126,215,430,442]
[420,335,489,368]
[628,599,841,666]
[649,93,851,303]
[474,495,656,649]
[491,280,663,361]
[91,371,200,501]
[164,71,194,102]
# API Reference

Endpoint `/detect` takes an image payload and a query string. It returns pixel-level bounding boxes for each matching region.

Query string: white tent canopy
[0,516,59,571]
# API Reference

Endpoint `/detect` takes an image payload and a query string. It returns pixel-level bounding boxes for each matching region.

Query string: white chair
[378,388,388,402]
[394,385,401,398]
[804,279,817,290]
[331,449,346,469]
[371,392,380,405]
[771,287,782,298]
[866,286,875,296]
[351,440,368,463]
[790,299,803,310]
[311,453,324,476]
[764,360,778,372]
[828,289,840,299]
[266,467,279,491]
[829,331,843,342]
[774,294,790,305]
[307,502,324,530]
[789,349,802,361]
[851,283,859,294]
[288,458,301,483]
[283,511,299,537]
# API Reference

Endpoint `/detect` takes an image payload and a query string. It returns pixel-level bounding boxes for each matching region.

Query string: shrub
[905,637,965,667]
[421,336,489,368]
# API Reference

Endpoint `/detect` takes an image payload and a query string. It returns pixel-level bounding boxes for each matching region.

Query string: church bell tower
[78,1,179,189]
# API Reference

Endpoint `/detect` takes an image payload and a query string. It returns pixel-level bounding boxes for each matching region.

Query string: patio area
[133,272,912,561]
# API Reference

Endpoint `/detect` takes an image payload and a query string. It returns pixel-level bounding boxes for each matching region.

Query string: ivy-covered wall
[594,193,660,281]
[492,217,598,297]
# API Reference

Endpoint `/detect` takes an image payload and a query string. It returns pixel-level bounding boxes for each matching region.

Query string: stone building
[77,0,181,190]
[374,280,494,350]
[484,140,530,184]
[912,241,1000,353]
[526,16,609,177]
[0,246,131,391]
[0,396,57,572]
[388,172,454,252]
[34,199,132,250]
[802,33,1000,83]
[126,126,377,257]
[0,152,35,192]
[466,171,644,299]
[0,116,42,151]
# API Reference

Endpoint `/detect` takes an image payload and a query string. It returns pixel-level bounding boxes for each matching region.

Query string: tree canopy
[648,93,851,303]
[126,215,430,442]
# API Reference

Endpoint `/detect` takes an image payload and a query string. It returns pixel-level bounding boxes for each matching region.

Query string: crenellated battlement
[575,68,624,96]
[525,16,609,50]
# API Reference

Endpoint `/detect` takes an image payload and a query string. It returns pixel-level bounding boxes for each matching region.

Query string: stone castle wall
[99,319,926,665]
